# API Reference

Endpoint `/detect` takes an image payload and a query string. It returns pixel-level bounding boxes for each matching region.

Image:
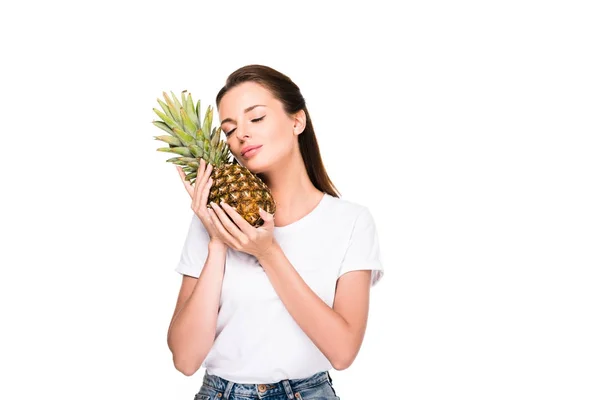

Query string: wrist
[255,240,279,263]
[208,240,228,254]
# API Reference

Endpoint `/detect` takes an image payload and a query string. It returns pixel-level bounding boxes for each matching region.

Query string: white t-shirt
[174,192,384,384]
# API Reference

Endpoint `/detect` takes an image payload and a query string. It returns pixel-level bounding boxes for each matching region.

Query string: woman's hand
[176,159,227,251]
[207,201,276,259]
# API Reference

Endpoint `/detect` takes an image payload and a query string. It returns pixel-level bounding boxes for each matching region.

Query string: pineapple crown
[152,90,232,168]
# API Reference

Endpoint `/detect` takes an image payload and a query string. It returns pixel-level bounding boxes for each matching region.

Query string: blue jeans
[194,370,340,400]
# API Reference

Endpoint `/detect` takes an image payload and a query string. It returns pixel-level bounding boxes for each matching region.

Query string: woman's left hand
[207,201,276,259]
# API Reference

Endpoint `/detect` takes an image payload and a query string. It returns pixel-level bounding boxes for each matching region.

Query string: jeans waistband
[202,370,332,399]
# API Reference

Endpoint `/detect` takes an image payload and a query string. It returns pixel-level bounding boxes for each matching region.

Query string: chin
[242,158,270,175]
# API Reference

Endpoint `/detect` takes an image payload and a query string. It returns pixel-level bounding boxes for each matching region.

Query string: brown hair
[216,64,340,198]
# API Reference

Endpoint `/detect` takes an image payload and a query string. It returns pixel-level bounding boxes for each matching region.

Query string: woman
[167,64,384,400]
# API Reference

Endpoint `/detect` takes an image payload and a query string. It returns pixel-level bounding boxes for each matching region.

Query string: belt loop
[281,378,295,399]
[223,381,234,399]
[327,370,333,384]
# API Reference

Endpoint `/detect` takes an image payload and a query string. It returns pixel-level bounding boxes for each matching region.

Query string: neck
[259,148,323,223]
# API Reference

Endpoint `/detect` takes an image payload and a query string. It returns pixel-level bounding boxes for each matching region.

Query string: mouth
[241,145,263,158]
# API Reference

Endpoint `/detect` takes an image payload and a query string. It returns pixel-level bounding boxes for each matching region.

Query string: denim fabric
[193,370,340,400]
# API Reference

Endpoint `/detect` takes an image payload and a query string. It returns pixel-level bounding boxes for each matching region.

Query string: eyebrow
[220,104,266,126]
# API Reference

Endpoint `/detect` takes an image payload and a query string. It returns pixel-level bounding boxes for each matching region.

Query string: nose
[235,123,251,141]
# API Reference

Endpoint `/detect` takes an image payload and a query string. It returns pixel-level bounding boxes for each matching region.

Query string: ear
[293,109,306,136]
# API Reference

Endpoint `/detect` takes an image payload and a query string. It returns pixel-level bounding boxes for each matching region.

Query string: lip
[241,145,263,157]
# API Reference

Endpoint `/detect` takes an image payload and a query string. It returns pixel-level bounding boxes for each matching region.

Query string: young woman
[167,65,384,400]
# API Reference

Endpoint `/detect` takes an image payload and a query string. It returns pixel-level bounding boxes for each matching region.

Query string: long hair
[216,64,340,198]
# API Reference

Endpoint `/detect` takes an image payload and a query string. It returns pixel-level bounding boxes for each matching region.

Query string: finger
[203,216,221,241]
[176,166,194,198]
[258,207,275,230]
[193,177,213,223]
[199,177,213,214]
[220,202,254,236]
[192,159,207,203]
[193,161,213,211]
[208,208,238,247]
[210,202,246,242]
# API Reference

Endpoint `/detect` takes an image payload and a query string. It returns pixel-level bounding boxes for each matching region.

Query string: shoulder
[323,193,374,224]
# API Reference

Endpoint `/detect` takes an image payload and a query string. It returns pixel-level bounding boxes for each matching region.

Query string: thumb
[259,208,275,228]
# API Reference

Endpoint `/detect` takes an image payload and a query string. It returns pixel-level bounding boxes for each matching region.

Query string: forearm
[168,245,226,375]
[257,243,353,369]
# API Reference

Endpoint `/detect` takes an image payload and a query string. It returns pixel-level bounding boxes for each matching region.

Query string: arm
[257,242,372,370]
[167,243,227,376]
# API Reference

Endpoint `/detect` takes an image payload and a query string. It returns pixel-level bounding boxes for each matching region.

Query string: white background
[1,0,598,399]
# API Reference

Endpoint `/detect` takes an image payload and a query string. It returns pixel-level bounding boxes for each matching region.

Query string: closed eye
[224,116,265,137]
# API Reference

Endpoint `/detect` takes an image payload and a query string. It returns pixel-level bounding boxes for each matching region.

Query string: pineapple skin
[208,163,276,227]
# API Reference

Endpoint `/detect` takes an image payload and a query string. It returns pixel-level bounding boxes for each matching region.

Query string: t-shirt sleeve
[337,207,384,287]
[174,213,211,278]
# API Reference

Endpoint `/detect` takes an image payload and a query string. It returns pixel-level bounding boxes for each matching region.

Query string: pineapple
[152,90,276,227]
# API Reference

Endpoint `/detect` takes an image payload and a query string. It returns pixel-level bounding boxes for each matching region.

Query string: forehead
[218,82,275,117]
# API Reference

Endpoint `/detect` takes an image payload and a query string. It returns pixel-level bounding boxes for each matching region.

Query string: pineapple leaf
[196,100,202,125]
[152,120,175,135]
[154,135,182,146]
[215,142,224,167]
[157,99,176,122]
[184,172,197,181]
[189,144,203,158]
[172,126,195,146]
[202,105,213,140]
[170,91,185,120]
[183,91,199,126]
[162,92,182,126]
[178,157,198,163]
[180,107,197,137]
[181,90,187,110]
[222,143,231,159]
[153,109,178,130]
[156,147,192,157]
[210,126,220,149]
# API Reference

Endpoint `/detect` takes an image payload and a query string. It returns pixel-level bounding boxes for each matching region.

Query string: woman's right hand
[176,159,228,251]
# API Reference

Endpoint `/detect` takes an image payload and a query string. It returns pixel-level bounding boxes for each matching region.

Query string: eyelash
[224,116,265,137]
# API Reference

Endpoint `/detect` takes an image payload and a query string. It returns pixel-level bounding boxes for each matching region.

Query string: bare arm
[257,242,372,371]
[167,243,227,376]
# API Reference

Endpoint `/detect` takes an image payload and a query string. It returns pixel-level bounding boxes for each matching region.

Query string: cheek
[242,142,286,172]
[268,134,295,159]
